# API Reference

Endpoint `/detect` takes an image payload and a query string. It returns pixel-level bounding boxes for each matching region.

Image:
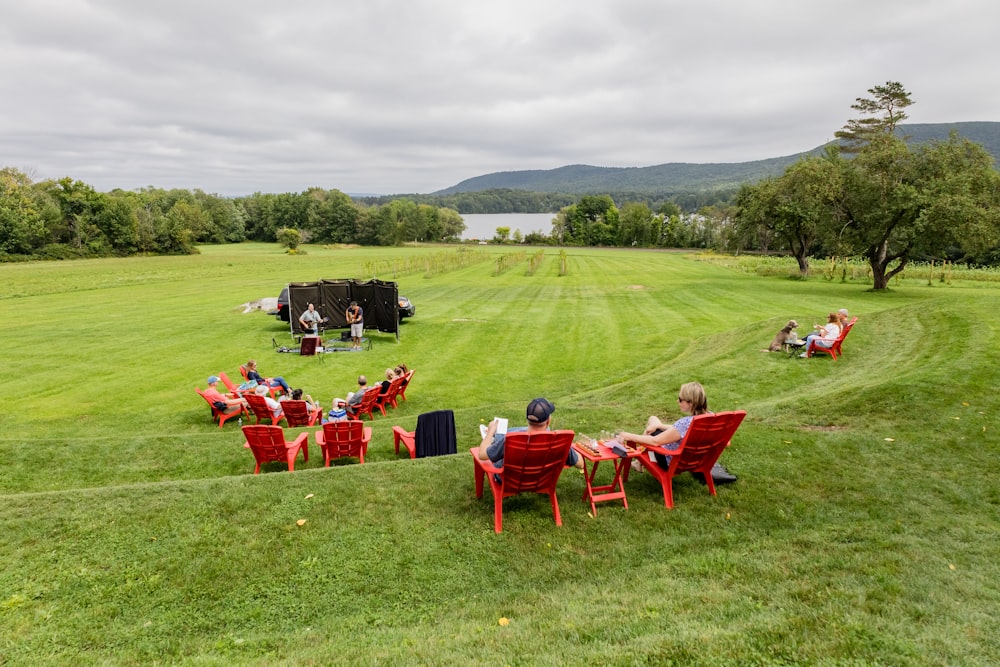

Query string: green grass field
[2,243,998,666]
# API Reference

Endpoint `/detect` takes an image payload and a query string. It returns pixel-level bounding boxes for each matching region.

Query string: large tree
[0,168,52,254]
[821,82,1000,289]
[837,131,1000,289]
[735,155,842,274]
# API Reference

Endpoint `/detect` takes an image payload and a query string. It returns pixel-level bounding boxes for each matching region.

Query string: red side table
[572,439,644,516]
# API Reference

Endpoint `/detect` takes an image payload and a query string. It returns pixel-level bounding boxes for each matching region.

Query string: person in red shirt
[204,376,249,414]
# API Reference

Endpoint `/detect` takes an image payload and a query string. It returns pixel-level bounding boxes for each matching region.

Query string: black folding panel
[319,279,353,329]
[287,282,322,335]
[369,279,399,334]
[288,279,399,337]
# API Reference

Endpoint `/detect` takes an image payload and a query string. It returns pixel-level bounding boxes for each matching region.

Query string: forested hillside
[435,122,1000,196]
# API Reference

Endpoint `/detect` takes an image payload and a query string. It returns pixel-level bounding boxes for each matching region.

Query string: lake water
[460,213,557,241]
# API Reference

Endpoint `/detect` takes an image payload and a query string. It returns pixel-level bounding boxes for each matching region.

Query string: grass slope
[1,244,998,666]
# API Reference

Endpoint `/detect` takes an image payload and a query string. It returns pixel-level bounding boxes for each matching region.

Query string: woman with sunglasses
[616,383,737,484]
[618,381,709,471]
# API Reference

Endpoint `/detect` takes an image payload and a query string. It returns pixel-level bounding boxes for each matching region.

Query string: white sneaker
[799,352,808,358]
[479,424,489,439]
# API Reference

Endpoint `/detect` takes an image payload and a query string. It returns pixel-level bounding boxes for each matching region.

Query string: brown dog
[766,320,799,352]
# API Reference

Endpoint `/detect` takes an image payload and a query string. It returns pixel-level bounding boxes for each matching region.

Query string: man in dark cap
[476,397,584,469]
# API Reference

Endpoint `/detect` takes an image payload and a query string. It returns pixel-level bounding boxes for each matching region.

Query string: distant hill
[434,122,1000,196]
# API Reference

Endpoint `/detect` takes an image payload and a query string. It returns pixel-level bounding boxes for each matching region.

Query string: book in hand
[493,418,508,435]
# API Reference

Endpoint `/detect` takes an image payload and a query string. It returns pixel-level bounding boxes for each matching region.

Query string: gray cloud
[2,0,998,195]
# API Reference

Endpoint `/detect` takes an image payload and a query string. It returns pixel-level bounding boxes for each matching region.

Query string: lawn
[1,243,998,666]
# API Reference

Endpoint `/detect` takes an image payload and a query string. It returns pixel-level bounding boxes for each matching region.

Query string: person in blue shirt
[617,381,737,483]
[476,397,584,470]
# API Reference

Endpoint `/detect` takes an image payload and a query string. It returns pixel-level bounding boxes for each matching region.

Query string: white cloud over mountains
[2,0,998,195]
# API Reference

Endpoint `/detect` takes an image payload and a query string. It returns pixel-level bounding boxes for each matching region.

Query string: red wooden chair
[238,365,280,398]
[348,388,380,421]
[195,387,247,428]
[314,421,372,466]
[623,411,746,508]
[392,426,416,459]
[375,376,405,416]
[470,429,575,533]
[218,371,249,397]
[246,393,287,426]
[807,317,857,360]
[282,399,322,427]
[395,370,415,403]
[392,410,457,459]
[242,424,309,474]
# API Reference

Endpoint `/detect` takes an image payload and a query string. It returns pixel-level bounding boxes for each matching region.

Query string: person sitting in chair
[373,368,396,409]
[332,375,369,417]
[254,384,284,422]
[800,312,841,358]
[204,376,249,414]
[280,388,319,413]
[476,397,584,470]
[616,381,737,484]
[244,359,290,394]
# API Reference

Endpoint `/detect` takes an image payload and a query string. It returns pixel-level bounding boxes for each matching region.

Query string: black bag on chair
[414,410,457,458]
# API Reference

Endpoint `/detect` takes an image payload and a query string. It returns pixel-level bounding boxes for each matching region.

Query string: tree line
[0,178,468,260]
[0,167,738,261]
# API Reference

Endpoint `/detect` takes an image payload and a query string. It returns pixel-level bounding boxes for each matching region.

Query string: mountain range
[433,122,1000,196]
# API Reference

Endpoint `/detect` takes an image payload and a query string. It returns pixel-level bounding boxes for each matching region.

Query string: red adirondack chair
[375,376,405,416]
[395,370,414,403]
[314,421,372,466]
[470,429,575,533]
[807,317,857,360]
[242,424,309,474]
[195,387,247,428]
[623,411,746,508]
[217,371,247,396]
[347,388,380,421]
[246,393,287,426]
[392,410,457,459]
[281,399,322,427]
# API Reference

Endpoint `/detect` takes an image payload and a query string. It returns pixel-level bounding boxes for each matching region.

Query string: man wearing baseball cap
[476,397,584,469]
[203,375,249,414]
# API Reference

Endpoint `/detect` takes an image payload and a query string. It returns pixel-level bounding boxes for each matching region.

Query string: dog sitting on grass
[763,320,799,352]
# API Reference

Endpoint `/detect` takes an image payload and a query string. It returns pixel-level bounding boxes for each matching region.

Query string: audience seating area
[202,363,749,530]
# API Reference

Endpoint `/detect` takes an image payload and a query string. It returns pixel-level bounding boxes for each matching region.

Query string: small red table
[572,440,644,516]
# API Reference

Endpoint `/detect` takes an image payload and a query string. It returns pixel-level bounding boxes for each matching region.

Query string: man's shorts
[351,323,363,337]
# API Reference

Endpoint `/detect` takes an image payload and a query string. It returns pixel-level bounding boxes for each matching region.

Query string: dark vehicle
[276,287,290,321]
[398,296,415,319]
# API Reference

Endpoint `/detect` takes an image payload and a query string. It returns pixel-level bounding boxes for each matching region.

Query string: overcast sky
[2,0,998,196]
